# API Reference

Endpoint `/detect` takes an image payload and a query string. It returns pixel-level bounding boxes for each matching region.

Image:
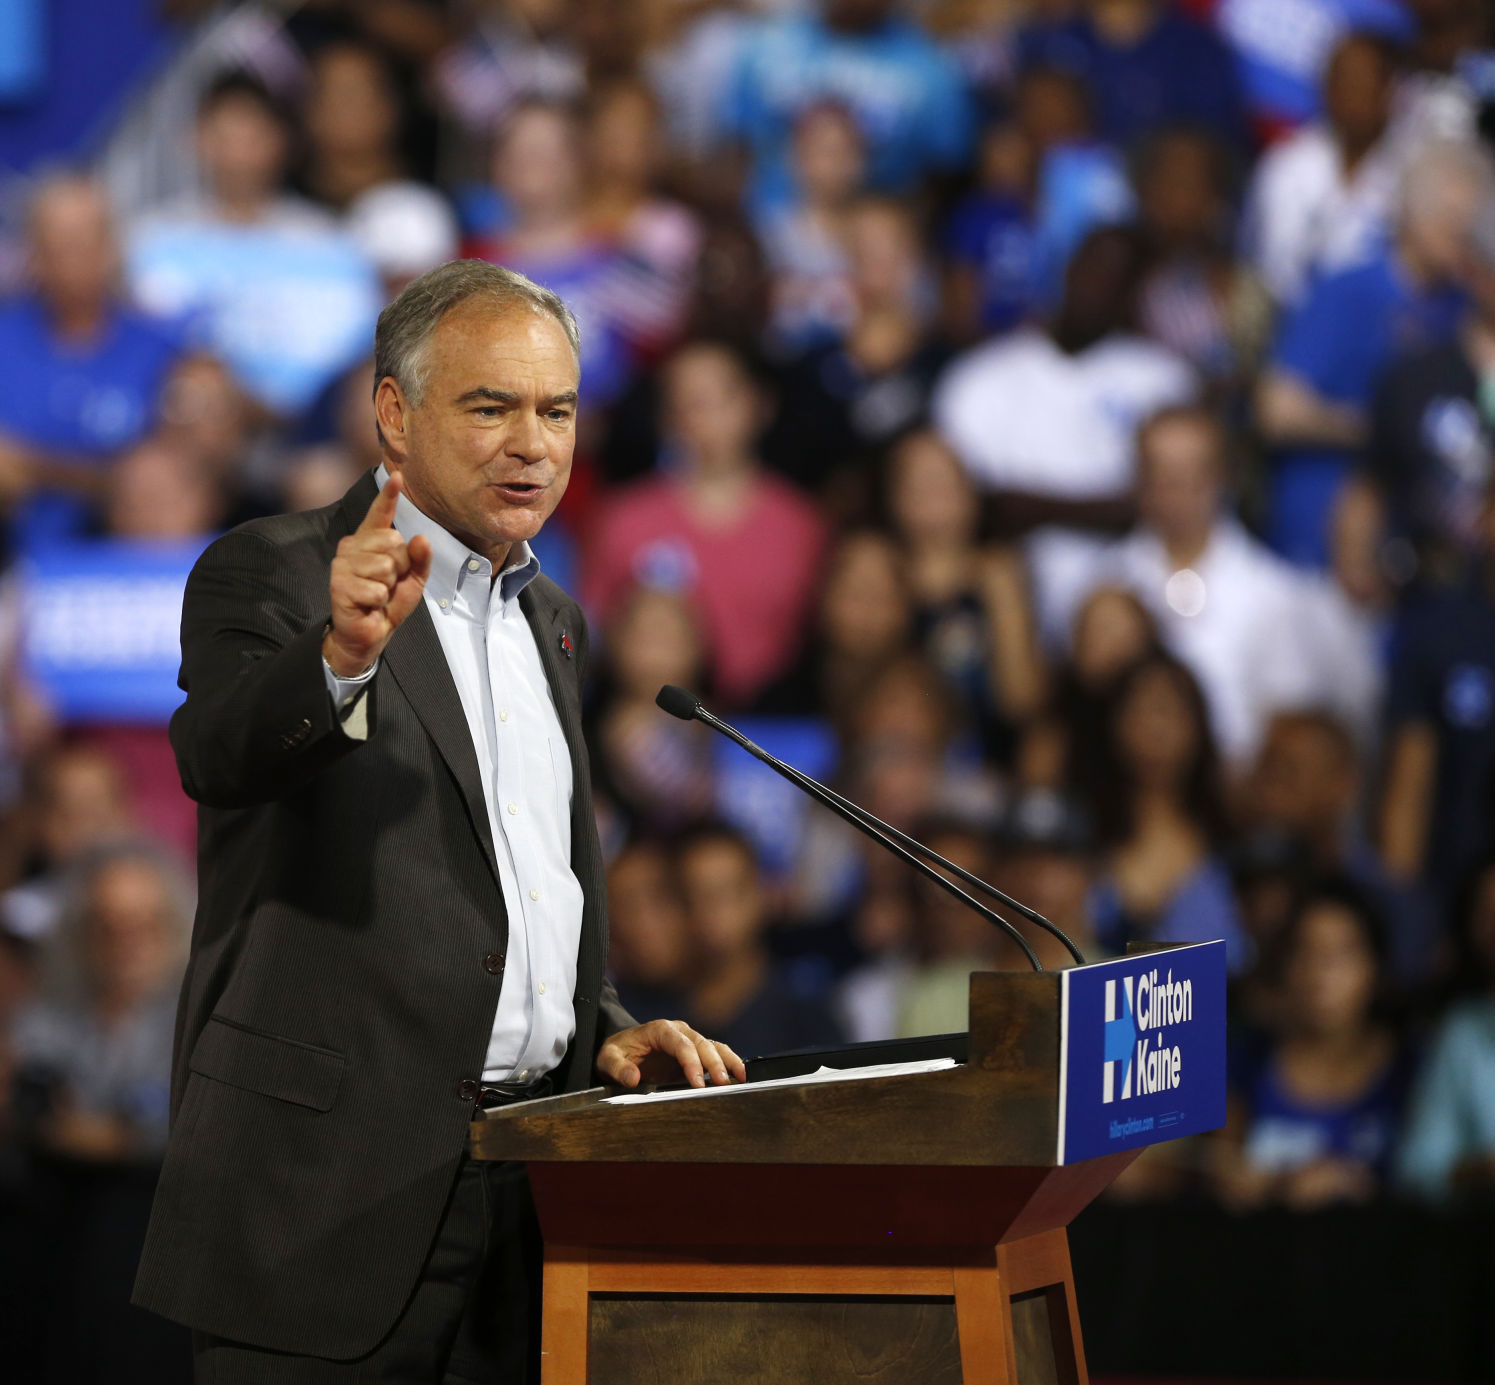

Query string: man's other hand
[324,473,433,676]
[596,1020,747,1090]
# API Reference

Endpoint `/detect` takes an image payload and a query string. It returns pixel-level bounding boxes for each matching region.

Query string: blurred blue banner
[0,0,45,103]
[714,717,837,879]
[1059,940,1228,1165]
[20,538,209,724]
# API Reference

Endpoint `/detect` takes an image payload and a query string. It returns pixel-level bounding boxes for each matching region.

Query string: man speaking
[133,260,745,1381]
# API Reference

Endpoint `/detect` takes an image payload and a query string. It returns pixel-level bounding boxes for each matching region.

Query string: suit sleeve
[170,529,372,809]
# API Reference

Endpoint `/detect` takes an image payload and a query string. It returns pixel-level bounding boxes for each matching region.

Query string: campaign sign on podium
[1057,939,1227,1165]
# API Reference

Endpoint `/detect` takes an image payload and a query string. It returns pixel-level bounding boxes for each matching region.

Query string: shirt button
[507,802,518,815]
[483,952,505,975]
[538,982,547,996]
[438,597,450,610]
[499,709,509,722]
[457,1077,479,1101]
[529,888,539,901]
[467,559,481,572]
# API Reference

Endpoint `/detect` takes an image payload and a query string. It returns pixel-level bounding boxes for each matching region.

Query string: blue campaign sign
[20,538,209,724]
[1058,941,1227,1165]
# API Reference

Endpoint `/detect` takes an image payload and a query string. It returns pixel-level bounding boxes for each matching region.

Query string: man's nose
[505,410,548,463]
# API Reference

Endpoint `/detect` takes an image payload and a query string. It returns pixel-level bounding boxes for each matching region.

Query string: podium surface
[472,943,1226,1384]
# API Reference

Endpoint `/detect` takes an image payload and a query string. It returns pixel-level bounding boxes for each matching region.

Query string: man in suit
[133,259,745,1381]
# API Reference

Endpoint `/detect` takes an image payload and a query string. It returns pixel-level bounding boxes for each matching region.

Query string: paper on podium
[604,1056,957,1105]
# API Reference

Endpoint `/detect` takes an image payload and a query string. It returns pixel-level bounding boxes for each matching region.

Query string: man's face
[377,302,578,563]
[30,181,117,318]
[197,95,287,202]
[1138,417,1221,544]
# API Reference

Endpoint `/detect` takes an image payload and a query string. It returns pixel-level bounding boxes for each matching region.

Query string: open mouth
[493,481,545,502]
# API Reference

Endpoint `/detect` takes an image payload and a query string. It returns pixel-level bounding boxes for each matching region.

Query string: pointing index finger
[359,473,403,533]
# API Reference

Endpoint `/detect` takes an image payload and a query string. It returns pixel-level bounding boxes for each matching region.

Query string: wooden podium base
[539,1227,1086,1385]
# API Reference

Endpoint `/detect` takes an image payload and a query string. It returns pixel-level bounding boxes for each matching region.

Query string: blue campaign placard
[20,538,210,724]
[1058,941,1227,1165]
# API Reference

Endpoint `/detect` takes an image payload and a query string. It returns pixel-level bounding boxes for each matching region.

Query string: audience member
[126,70,382,417]
[993,790,1103,970]
[589,584,718,834]
[1073,405,1333,765]
[1242,32,1402,308]
[760,100,865,352]
[1088,651,1249,966]
[1255,139,1491,566]
[720,0,975,217]
[1,744,133,944]
[754,530,912,723]
[1017,0,1247,153]
[584,338,827,707]
[1396,853,1495,1199]
[0,176,184,549]
[583,77,703,360]
[1245,710,1432,975]
[934,225,1198,638]
[1379,486,1495,901]
[472,98,633,406]
[1215,880,1410,1208]
[677,821,845,1058]
[883,429,1046,765]
[1134,129,1263,392]
[11,845,189,1163]
[895,819,1023,1038]
[1020,584,1161,793]
[604,837,690,1023]
[1365,187,1495,582]
[769,197,946,498]
[1214,0,1412,142]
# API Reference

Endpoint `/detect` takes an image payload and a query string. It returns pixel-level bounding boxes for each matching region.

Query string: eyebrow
[454,387,578,407]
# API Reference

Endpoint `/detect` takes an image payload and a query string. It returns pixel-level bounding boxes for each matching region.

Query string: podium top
[471,942,1227,1169]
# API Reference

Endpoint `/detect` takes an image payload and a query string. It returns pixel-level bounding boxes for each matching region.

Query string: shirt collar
[371,464,541,608]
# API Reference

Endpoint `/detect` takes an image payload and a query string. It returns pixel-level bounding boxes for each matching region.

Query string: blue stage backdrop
[20,537,208,723]
[1059,940,1228,1165]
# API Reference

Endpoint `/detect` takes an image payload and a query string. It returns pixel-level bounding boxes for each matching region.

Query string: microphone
[657,686,1088,971]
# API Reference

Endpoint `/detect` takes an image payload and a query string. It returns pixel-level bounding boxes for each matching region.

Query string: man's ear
[374,376,410,458]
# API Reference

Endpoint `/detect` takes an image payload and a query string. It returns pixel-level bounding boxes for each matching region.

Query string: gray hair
[372,258,581,410]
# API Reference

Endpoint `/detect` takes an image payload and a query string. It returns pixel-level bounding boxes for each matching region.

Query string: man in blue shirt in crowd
[0,174,183,551]
[1017,0,1248,155]
[721,0,974,218]
[1255,140,1490,567]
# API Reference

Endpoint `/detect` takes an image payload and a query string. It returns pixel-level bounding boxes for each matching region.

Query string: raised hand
[323,474,433,677]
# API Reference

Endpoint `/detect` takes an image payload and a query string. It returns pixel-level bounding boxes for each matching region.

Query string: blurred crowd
[3,6,1495,1307]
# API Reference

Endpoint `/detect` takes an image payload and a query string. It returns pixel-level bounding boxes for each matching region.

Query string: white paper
[603,1056,957,1106]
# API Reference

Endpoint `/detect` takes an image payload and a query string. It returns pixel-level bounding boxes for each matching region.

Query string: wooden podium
[471,970,1145,1385]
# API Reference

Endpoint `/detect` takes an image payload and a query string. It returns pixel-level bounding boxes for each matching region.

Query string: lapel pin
[559,629,574,660]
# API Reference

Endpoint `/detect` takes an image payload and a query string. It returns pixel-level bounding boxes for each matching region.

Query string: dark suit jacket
[132,470,632,1358]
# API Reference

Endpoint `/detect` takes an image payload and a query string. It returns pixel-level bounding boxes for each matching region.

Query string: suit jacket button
[457,1078,479,1101]
[483,952,505,975]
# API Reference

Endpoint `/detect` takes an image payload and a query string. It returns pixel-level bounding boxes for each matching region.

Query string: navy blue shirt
[1017,7,1247,152]
[1385,577,1495,899]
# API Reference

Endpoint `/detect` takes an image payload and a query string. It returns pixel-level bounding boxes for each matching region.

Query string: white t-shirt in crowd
[933,327,1198,642]
[1073,518,1335,766]
[1241,122,1399,306]
[933,327,1198,501]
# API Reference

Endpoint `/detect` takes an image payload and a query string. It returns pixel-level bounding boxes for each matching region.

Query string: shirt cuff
[323,657,378,741]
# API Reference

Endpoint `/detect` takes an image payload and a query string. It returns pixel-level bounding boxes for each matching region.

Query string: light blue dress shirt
[323,468,585,1083]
